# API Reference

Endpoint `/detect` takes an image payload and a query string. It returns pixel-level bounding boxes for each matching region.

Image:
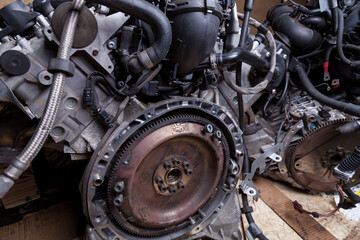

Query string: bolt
[215,130,222,139]
[198,209,206,219]
[282,54,288,60]
[113,194,124,206]
[117,81,125,88]
[188,217,196,225]
[163,160,171,170]
[182,159,190,168]
[158,184,167,193]
[107,41,116,49]
[336,146,344,153]
[172,157,181,167]
[177,181,185,190]
[265,52,271,58]
[155,176,164,185]
[271,89,276,94]
[185,168,192,176]
[114,181,125,193]
[168,186,176,194]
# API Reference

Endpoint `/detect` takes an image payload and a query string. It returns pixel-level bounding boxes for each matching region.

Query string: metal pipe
[0,0,85,198]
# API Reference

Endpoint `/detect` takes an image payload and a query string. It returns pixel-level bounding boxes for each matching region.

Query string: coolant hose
[295,65,360,117]
[0,0,85,198]
[89,0,172,73]
[217,47,270,71]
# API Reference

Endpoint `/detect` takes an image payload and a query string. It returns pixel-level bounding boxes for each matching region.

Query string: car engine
[0,0,360,239]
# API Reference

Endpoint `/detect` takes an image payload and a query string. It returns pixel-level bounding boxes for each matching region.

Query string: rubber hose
[331,7,338,35]
[338,145,360,172]
[217,47,270,72]
[241,147,269,240]
[295,65,360,117]
[336,8,360,67]
[89,0,172,73]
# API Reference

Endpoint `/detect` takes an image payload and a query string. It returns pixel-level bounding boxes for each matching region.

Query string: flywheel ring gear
[287,118,360,192]
[82,98,243,240]
[107,114,230,237]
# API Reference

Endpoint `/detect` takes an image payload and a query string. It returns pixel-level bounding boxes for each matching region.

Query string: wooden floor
[242,176,360,240]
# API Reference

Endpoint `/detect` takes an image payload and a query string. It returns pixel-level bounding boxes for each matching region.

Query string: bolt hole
[44,75,50,80]
[98,160,107,168]
[165,168,182,185]
[47,29,52,34]
[94,178,103,186]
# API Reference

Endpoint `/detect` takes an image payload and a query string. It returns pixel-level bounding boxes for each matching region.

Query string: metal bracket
[240,143,283,200]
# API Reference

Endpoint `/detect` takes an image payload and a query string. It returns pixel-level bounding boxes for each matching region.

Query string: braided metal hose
[0,0,85,198]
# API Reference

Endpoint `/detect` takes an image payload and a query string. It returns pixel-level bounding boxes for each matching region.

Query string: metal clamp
[240,143,283,200]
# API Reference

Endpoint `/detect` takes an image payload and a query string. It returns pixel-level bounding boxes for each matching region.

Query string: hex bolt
[215,130,222,139]
[198,209,206,219]
[114,181,125,193]
[177,181,185,190]
[107,41,116,50]
[182,160,190,168]
[158,184,167,193]
[185,168,192,176]
[163,160,171,170]
[113,194,124,207]
[172,158,181,167]
[117,81,125,88]
[168,186,176,194]
[188,217,196,225]
[206,124,214,133]
[155,176,164,185]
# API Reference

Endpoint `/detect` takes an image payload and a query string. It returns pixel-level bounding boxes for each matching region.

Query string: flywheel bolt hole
[165,168,182,185]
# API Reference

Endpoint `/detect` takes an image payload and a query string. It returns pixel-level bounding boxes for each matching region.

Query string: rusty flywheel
[106,114,230,237]
[287,119,360,192]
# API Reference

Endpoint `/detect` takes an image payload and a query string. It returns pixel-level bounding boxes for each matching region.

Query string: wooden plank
[0,165,39,209]
[240,197,302,239]
[254,177,337,240]
[346,221,360,240]
[272,181,357,240]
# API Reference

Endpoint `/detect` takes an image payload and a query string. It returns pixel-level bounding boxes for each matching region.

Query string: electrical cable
[293,184,345,218]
